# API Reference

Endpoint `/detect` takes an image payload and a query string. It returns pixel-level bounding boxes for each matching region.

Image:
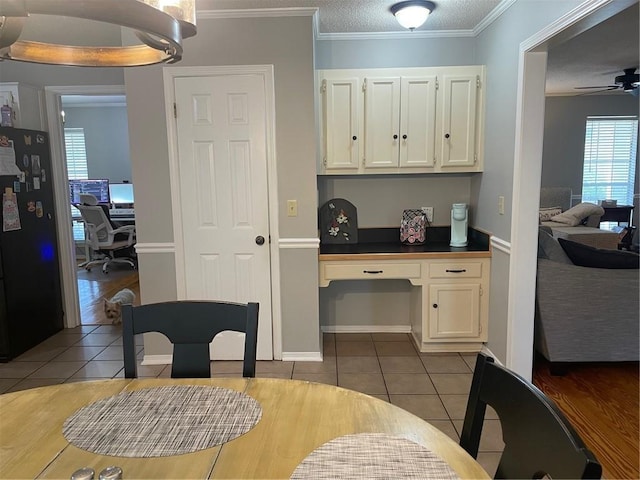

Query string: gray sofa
[535,229,639,364]
[539,187,619,250]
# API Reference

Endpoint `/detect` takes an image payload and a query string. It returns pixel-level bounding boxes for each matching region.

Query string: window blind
[64,128,88,241]
[64,127,88,180]
[582,116,638,206]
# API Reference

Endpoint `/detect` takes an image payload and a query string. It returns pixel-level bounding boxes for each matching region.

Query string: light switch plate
[287,199,298,217]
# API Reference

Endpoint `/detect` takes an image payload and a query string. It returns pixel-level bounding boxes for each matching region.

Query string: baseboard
[321,325,412,333]
[281,352,323,362]
[141,354,172,365]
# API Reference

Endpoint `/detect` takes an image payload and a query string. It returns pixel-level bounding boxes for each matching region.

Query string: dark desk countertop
[319,227,491,260]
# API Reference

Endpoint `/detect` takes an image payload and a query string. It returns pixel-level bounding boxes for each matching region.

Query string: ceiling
[200,0,639,96]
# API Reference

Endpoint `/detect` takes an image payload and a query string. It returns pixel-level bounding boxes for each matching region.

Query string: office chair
[460,353,602,479]
[75,193,137,273]
[122,300,259,378]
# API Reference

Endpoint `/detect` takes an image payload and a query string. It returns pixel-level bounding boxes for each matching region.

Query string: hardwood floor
[533,356,640,480]
[77,266,140,325]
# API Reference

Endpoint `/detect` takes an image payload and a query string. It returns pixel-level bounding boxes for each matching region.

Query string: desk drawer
[323,263,422,281]
[429,262,483,279]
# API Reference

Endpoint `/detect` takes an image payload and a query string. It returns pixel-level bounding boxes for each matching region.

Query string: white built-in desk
[319,228,491,353]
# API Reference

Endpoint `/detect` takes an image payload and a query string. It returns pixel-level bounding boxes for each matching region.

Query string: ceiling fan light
[391,1,435,31]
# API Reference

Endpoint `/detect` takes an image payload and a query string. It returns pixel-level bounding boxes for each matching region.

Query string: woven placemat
[63,385,261,457]
[290,433,460,479]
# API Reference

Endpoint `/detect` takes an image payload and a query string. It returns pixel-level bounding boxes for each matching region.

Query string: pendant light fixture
[0,0,196,67]
[391,1,436,31]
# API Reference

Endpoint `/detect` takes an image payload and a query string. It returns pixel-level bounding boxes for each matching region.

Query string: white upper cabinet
[364,77,400,168]
[321,78,360,171]
[439,73,478,168]
[399,76,437,168]
[318,66,485,175]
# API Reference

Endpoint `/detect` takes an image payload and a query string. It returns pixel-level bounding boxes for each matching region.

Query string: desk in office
[109,208,136,224]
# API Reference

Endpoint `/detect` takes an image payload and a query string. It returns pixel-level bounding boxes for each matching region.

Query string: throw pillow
[539,206,562,222]
[550,202,604,227]
[558,238,640,269]
[538,229,572,264]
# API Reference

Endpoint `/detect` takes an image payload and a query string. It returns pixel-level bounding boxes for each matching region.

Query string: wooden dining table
[0,377,489,479]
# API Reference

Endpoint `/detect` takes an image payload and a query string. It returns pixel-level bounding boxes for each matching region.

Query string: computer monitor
[109,183,135,206]
[69,179,110,204]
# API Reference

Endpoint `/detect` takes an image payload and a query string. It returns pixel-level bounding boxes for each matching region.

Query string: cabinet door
[364,77,400,168]
[439,74,477,168]
[323,78,360,170]
[428,283,481,339]
[400,76,436,168]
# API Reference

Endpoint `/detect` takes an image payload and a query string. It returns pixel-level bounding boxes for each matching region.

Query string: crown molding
[473,0,517,36]
[316,29,475,41]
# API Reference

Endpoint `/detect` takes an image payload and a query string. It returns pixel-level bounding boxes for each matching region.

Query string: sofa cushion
[558,238,640,269]
[538,229,572,264]
[550,202,604,227]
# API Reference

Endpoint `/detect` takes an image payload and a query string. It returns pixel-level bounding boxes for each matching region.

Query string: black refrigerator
[0,127,64,361]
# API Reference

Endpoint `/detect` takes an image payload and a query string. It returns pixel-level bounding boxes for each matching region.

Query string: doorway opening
[46,86,139,327]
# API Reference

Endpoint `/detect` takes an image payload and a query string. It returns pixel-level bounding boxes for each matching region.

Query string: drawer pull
[445,269,467,273]
[363,270,383,274]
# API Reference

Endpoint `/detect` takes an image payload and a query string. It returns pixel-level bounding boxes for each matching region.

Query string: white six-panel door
[173,73,273,360]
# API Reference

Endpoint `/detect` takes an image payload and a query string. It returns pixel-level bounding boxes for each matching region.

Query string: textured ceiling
[198,0,639,96]
[198,0,503,33]
[546,2,639,96]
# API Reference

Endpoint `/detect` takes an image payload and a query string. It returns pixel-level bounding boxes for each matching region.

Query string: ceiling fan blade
[577,88,620,96]
[574,85,618,90]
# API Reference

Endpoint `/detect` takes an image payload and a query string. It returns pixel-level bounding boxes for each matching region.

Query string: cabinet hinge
[173,102,177,118]
[474,153,478,164]
[321,79,327,93]
[480,286,483,296]
[476,75,480,88]
[323,156,327,167]
[435,78,439,90]
[479,321,482,334]
[362,157,366,166]
[362,79,367,92]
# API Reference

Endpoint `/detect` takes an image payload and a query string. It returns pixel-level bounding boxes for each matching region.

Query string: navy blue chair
[460,353,601,479]
[122,301,259,378]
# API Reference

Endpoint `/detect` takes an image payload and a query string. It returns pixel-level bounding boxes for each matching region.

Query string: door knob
[255,236,265,245]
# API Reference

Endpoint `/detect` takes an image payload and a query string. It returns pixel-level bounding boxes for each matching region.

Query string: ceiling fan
[575,67,640,96]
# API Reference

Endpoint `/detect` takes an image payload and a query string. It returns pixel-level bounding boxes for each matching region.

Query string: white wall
[64,106,132,183]
[124,16,320,356]
[542,94,639,224]
[472,0,584,363]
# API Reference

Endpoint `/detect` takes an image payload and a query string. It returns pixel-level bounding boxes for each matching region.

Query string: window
[64,128,88,241]
[582,116,638,209]
[64,128,88,179]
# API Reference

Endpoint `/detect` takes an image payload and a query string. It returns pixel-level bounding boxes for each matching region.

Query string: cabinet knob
[352,136,357,141]
[433,304,438,308]
[444,133,450,139]
[402,134,407,140]
[393,134,398,140]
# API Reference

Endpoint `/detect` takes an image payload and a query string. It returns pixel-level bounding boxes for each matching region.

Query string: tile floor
[0,328,503,476]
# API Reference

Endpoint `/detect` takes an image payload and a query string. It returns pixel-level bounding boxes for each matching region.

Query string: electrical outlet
[498,196,505,215]
[287,199,298,217]
[421,206,434,223]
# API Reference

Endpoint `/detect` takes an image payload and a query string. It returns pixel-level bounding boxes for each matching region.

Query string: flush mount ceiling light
[0,0,196,67]
[391,0,436,31]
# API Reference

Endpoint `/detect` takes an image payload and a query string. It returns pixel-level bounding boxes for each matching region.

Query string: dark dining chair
[122,300,259,378]
[460,353,602,479]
